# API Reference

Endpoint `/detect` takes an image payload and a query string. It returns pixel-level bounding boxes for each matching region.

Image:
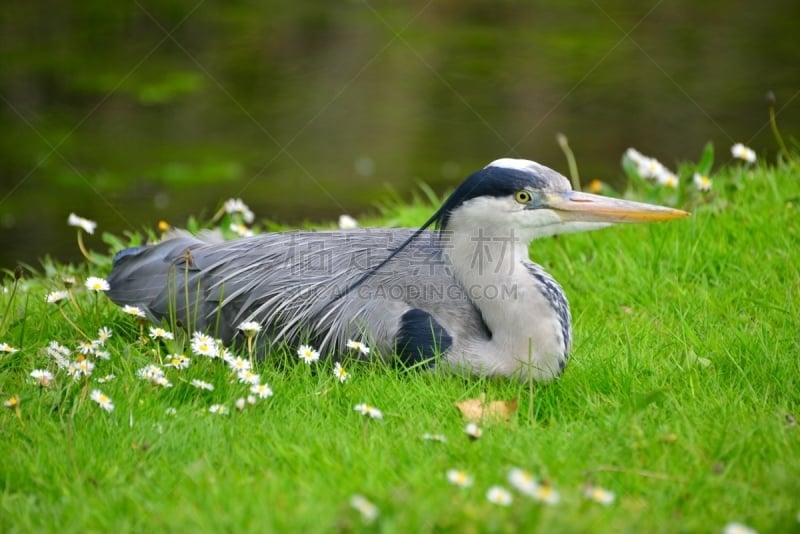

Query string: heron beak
[542,191,690,223]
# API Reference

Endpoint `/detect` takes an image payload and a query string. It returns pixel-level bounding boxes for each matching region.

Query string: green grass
[1,159,799,533]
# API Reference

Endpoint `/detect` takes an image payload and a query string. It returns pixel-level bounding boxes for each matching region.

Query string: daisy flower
[349,494,379,523]
[190,379,214,391]
[446,469,473,488]
[97,374,116,384]
[354,403,383,419]
[723,522,758,534]
[46,290,69,304]
[191,332,219,358]
[237,370,260,385]
[30,369,54,387]
[486,486,513,506]
[68,213,97,234]
[209,404,229,415]
[137,364,164,381]
[693,173,712,192]
[530,481,560,505]
[85,276,110,292]
[76,340,96,355]
[422,433,447,443]
[0,342,19,353]
[4,395,19,409]
[96,327,113,344]
[297,344,320,364]
[68,358,95,379]
[237,321,262,335]
[223,198,255,224]
[165,407,177,415]
[508,468,539,495]
[250,383,274,399]
[90,389,114,412]
[165,354,191,369]
[148,327,174,341]
[235,397,247,411]
[122,304,146,318]
[226,356,251,373]
[229,223,254,237]
[94,349,110,361]
[583,484,616,505]
[153,376,173,388]
[338,215,359,229]
[46,341,71,368]
[333,361,349,383]
[656,170,679,189]
[731,143,756,164]
[346,339,370,355]
[464,422,482,440]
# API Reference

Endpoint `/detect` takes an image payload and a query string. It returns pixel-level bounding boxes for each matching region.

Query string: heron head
[437,158,688,241]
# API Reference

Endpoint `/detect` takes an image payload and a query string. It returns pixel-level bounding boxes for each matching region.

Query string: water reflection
[1,1,797,269]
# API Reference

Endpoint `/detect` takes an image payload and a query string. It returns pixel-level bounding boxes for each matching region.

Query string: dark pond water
[1,1,798,271]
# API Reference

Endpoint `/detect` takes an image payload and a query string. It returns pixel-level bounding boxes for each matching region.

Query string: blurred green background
[1,0,798,270]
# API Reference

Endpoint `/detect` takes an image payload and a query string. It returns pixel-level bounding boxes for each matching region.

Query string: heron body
[107,158,687,381]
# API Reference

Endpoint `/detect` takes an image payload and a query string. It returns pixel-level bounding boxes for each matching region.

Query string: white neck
[442,214,570,381]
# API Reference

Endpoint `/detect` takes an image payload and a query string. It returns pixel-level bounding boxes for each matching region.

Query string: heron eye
[514,190,532,204]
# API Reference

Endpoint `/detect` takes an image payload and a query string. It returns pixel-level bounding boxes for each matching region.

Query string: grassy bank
[1,157,799,533]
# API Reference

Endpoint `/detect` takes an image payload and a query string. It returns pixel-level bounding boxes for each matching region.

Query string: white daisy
[0,342,19,353]
[191,332,219,358]
[250,383,274,399]
[346,339,370,355]
[583,484,616,505]
[96,326,113,344]
[723,522,758,534]
[209,404,229,415]
[223,198,255,223]
[30,369,54,387]
[90,389,114,412]
[46,341,71,368]
[237,370,260,385]
[67,358,95,379]
[333,362,349,383]
[122,304,146,318]
[464,422,482,440]
[354,403,383,419]
[349,494,379,523]
[731,143,756,164]
[693,173,712,192]
[229,223,254,237]
[190,379,214,391]
[136,364,165,382]
[148,327,174,341]
[446,469,473,488]
[68,213,97,234]
[85,276,110,292]
[486,486,513,506]
[46,290,69,304]
[165,354,191,369]
[226,356,251,373]
[338,215,358,229]
[237,321,262,335]
[508,468,539,495]
[297,344,320,364]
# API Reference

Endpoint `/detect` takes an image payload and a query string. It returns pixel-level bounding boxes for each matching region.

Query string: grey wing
[106,229,479,358]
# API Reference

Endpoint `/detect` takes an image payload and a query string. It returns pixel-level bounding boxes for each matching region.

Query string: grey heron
[107,158,687,381]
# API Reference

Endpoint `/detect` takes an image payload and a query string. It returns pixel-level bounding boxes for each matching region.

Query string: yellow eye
[514,190,532,204]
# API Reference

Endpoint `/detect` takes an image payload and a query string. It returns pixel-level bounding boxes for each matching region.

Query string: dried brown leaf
[455,393,518,423]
